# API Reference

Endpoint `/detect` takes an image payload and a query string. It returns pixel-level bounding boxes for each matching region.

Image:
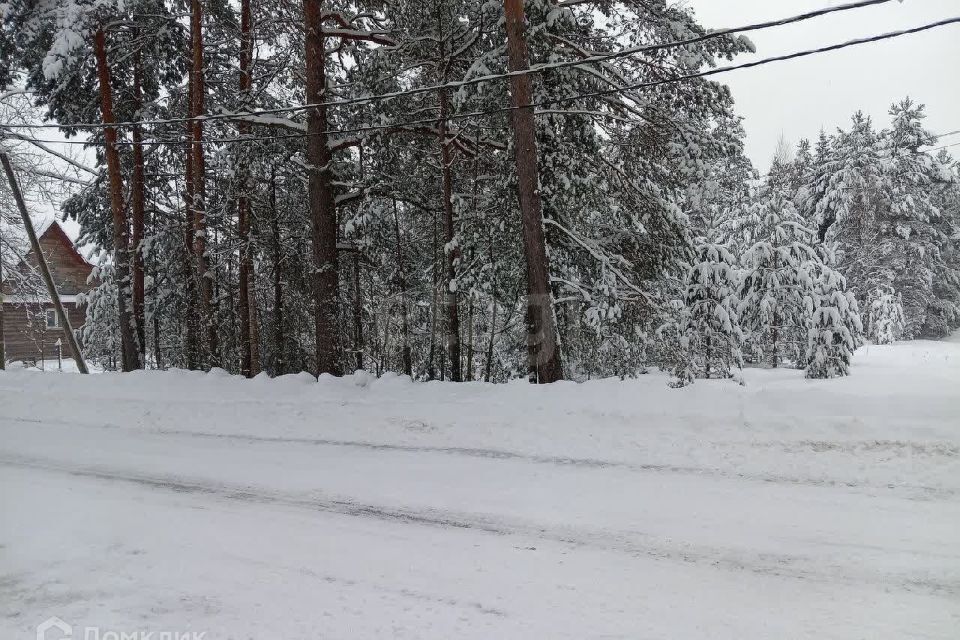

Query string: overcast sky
[683,0,960,169]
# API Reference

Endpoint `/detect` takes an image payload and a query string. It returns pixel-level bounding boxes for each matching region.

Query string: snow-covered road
[2,340,959,638]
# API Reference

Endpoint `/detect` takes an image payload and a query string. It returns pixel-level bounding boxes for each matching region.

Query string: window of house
[45,309,61,329]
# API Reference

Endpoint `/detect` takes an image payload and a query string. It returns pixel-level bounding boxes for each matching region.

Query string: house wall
[1,302,87,364]
[0,223,94,366]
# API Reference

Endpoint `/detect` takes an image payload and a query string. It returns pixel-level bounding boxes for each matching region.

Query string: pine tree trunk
[465,119,481,383]
[352,253,363,372]
[379,307,390,377]
[438,87,462,382]
[435,11,462,382]
[427,207,439,380]
[367,267,379,375]
[183,68,198,370]
[484,298,498,382]
[93,27,141,372]
[183,148,198,369]
[503,0,563,383]
[248,221,261,377]
[237,208,252,377]
[153,292,162,370]
[427,302,438,380]
[237,0,255,377]
[465,298,474,381]
[303,0,341,376]
[392,199,413,377]
[772,313,780,369]
[131,45,147,362]
[484,232,498,383]
[705,335,712,378]
[771,251,780,369]
[270,171,284,375]
[190,0,217,368]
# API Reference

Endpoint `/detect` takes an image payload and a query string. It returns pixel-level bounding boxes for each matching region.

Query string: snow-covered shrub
[867,286,905,344]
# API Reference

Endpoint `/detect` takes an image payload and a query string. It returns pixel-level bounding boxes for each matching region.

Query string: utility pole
[1,152,89,374]
[503,0,563,383]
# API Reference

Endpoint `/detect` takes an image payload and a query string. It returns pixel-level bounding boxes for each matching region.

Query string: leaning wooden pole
[1,153,89,374]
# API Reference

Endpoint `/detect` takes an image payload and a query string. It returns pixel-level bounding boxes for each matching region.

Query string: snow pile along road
[1,339,959,639]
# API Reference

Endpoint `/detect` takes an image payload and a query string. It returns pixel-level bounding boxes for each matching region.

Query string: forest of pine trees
[1,1,958,383]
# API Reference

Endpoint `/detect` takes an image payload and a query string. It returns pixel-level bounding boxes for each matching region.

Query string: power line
[327,17,960,139]
[932,141,960,152]
[7,16,958,148]
[0,0,901,132]
[919,130,960,152]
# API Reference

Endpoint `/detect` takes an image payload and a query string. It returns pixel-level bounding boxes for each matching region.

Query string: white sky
[683,0,960,170]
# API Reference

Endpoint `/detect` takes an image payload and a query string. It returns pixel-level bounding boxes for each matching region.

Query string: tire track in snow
[1,415,954,500]
[2,453,957,600]
[225,556,509,619]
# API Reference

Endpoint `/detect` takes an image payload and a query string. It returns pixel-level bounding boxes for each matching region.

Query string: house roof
[26,221,93,270]
[2,220,94,299]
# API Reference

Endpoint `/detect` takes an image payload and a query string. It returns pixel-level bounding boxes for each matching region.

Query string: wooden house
[1,222,93,365]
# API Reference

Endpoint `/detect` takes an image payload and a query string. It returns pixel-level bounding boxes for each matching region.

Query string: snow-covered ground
[1,339,958,639]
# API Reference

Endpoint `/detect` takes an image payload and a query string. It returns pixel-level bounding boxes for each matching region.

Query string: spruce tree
[739,180,818,368]
[803,101,955,337]
[805,250,863,379]
[677,242,744,380]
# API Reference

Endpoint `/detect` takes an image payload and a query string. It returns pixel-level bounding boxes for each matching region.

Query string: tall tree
[436,12,462,382]
[236,0,259,377]
[189,0,217,366]
[93,26,141,371]
[303,0,341,376]
[503,0,563,383]
[130,41,147,360]
[739,178,818,368]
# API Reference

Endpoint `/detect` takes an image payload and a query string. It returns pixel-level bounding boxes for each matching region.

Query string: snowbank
[2,339,957,493]
[0,338,957,639]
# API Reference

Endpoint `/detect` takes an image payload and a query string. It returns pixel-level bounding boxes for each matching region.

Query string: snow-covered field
[1,339,958,639]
